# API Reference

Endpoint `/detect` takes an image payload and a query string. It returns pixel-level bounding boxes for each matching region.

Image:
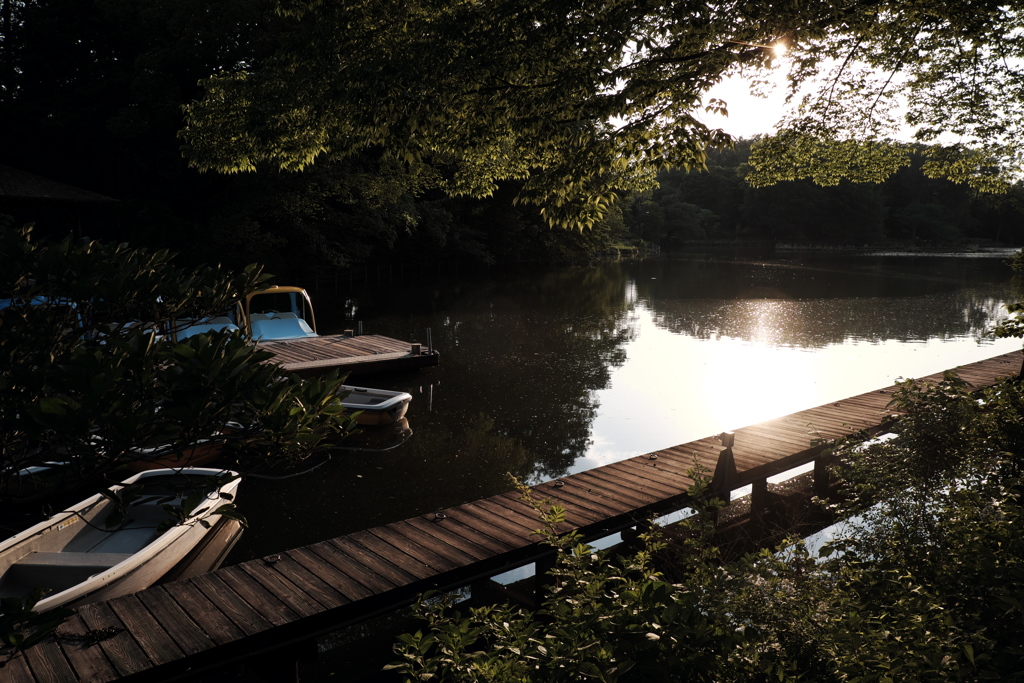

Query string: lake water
[227,250,1023,562]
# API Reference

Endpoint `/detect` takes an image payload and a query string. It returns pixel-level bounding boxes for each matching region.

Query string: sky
[701,65,939,145]
[700,73,789,139]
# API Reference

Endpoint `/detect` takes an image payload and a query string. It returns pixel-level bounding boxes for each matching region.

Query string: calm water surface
[227,251,1022,562]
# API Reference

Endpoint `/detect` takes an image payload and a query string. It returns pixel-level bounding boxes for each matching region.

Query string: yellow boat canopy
[242,286,317,337]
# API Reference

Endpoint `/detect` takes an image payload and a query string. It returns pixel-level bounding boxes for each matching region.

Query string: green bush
[388,374,1024,682]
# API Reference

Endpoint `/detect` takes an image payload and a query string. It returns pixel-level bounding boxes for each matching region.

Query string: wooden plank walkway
[7,350,1020,682]
[258,333,439,377]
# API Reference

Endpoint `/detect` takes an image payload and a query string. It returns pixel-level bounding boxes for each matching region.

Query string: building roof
[0,165,117,202]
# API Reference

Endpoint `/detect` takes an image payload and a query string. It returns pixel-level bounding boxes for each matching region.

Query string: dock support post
[534,551,557,606]
[750,478,769,520]
[241,639,317,683]
[472,577,536,609]
[813,455,830,498]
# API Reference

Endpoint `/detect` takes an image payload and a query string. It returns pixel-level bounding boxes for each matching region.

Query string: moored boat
[122,439,226,472]
[171,315,240,341]
[0,467,240,612]
[340,385,413,426]
[240,286,318,341]
[238,285,439,377]
[0,460,102,506]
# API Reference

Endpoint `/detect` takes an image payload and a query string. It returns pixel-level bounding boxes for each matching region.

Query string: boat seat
[4,551,133,595]
[345,396,386,406]
[85,525,164,554]
[273,312,298,319]
[61,506,170,554]
[251,317,317,341]
[249,313,271,322]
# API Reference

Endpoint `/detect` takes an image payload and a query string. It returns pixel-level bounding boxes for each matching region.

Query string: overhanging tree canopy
[181,0,1024,227]
[747,0,1024,193]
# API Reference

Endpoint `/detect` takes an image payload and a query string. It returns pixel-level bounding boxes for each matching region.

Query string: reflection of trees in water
[631,255,1015,303]
[648,292,1009,348]
[347,263,639,488]
[627,255,1014,348]
[437,266,637,482]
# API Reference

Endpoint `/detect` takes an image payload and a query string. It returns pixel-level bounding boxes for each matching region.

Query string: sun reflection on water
[746,300,807,346]
[577,300,1019,474]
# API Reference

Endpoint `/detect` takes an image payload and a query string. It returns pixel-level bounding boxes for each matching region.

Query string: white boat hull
[0,467,240,612]
[339,385,412,426]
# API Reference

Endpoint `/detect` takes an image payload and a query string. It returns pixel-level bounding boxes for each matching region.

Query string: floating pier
[259,333,438,377]
[6,350,1020,682]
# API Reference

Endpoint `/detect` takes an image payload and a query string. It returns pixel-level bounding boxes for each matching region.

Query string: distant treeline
[630,140,1024,252]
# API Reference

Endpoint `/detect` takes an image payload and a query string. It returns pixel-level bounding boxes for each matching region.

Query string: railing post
[711,432,737,498]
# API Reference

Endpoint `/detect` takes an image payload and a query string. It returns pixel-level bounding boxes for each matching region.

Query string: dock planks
[258,333,439,376]
[9,349,1020,683]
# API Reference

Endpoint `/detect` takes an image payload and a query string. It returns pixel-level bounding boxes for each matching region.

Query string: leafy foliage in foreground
[0,225,359,660]
[388,373,1024,681]
[1,225,357,493]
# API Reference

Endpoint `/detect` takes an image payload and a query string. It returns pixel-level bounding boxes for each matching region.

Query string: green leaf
[36,397,68,415]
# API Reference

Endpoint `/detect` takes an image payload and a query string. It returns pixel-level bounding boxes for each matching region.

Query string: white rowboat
[340,385,413,426]
[0,467,240,612]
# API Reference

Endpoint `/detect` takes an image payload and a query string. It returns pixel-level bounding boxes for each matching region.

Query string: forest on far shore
[633,141,1024,252]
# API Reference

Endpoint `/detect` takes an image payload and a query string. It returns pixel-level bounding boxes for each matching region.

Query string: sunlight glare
[700,70,788,137]
[576,306,1020,474]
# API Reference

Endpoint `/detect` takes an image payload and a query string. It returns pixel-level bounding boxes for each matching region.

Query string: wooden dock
[5,350,1020,682]
[258,333,439,377]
